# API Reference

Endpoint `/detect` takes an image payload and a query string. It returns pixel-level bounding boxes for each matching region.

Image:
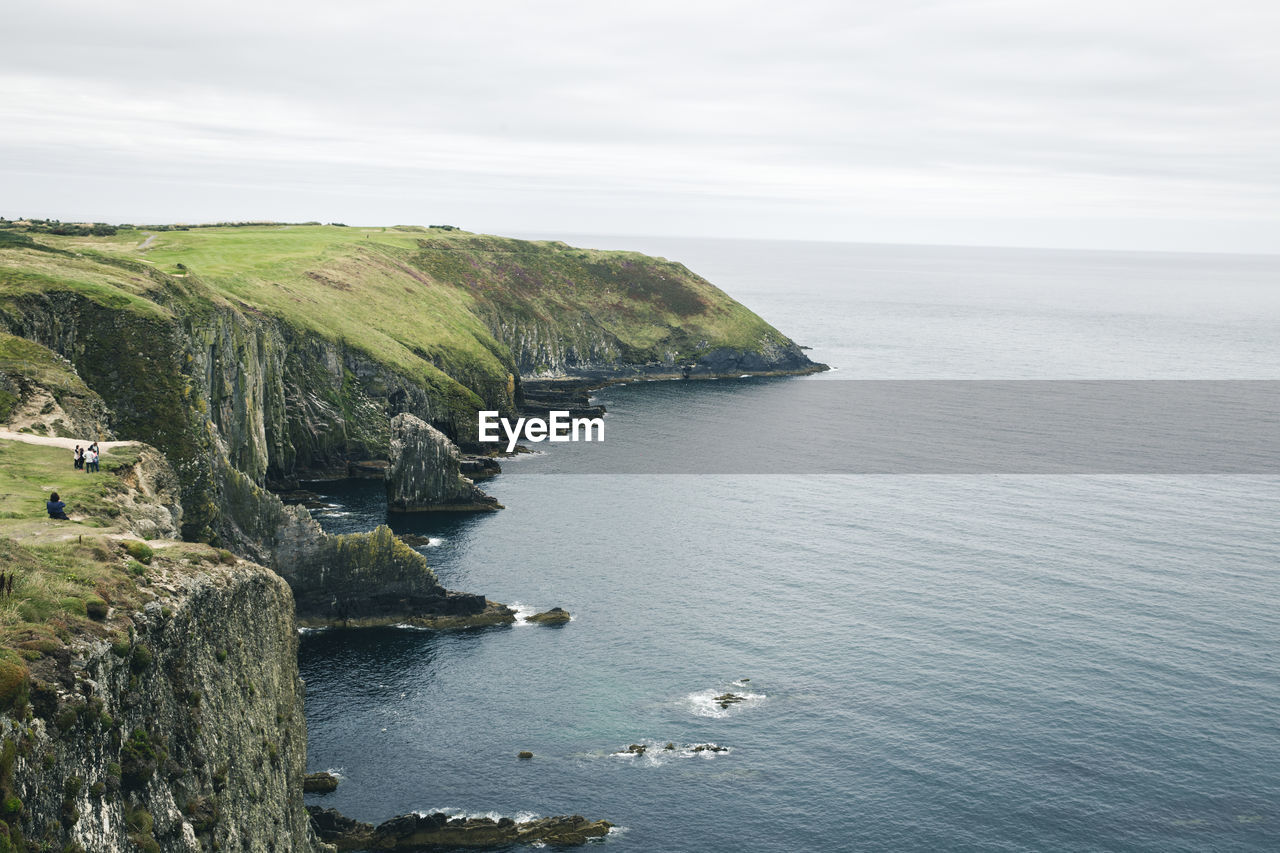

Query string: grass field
[0,438,231,714]
[1,224,794,397]
[0,440,141,538]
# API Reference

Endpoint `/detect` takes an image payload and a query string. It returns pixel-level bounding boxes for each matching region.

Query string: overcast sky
[2,0,1278,252]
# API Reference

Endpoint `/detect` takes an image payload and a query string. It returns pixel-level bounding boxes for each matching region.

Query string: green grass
[3,224,795,397]
[0,334,90,395]
[0,440,140,536]
[0,439,241,719]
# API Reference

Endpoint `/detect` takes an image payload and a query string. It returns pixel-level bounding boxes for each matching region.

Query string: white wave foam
[608,740,732,765]
[411,806,542,823]
[509,602,539,625]
[324,767,345,780]
[684,687,765,719]
[425,536,444,547]
[391,622,430,631]
[296,626,329,635]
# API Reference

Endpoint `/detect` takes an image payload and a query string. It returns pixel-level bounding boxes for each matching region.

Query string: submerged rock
[715,692,746,709]
[387,413,502,512]
[527,606,571,624]
[307,806,613,849]
[304,771,340,793]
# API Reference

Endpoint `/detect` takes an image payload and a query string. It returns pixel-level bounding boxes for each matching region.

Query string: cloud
[1,0,1277,251]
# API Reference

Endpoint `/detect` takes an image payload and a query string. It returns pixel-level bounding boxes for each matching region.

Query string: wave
[410,806,543,824]
[509,602,541,625]
[608,740,732,765]
[684,682,765,718]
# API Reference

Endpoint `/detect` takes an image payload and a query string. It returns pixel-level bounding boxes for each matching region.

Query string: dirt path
[138,233,157,250]
[0,430,139,451]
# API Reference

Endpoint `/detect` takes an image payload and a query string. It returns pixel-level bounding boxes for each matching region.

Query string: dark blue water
[300,240,1280,851]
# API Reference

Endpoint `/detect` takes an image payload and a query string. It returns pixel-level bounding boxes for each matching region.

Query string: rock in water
[527,606,571,624]
[307,807,613,848]
[387,413,502,512]
[517,751,534,760]
[714,692,746,708]
[304,771,340,793]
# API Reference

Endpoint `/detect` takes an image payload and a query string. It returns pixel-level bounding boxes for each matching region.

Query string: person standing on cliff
[73,445,83,470]
[87,443,99,473]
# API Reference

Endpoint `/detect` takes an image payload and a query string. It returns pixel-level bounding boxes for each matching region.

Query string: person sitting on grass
[47,492,69,520]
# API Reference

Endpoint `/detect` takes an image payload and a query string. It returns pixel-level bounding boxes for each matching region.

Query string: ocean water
[299,240,1280,851]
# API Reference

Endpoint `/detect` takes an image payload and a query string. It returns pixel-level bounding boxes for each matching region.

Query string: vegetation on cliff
[0,439,314,851]
[0,222,818,548]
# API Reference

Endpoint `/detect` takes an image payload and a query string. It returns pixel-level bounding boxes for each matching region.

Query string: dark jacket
[47,500,67,518]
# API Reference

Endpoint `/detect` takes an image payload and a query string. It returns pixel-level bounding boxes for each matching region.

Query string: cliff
[0,223,820,612]
[386,413,500,512]
[0,221,823,848]
[0,438,320,852]
[3,553,316,852]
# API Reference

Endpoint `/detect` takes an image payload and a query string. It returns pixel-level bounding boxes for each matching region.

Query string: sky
[2,0,1278,253]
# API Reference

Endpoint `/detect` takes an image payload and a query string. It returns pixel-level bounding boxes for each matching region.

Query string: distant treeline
[0,219,459,236]
[0,218,119,236]
[0,218,347,235]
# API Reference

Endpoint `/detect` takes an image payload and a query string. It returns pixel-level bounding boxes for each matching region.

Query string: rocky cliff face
[386,414,500,512]
[485,314,817,380]
[0,292,500,624]
[0,227,820,624]
[4,558,319,852]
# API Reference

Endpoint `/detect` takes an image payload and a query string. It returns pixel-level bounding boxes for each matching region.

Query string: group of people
[74,443,100,473]
[49,442,104,521]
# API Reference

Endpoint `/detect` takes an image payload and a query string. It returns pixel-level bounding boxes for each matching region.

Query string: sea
[298,238,1280,852]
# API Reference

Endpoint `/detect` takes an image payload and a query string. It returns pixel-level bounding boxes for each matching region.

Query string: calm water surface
[300,240,1280,852]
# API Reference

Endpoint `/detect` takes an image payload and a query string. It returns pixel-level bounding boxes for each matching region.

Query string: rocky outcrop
[527,607,571,624]
[105,445,184,540]
[0,332,115,440]
[308,807,613,850]
[386,413,501,512]
[4,559,319,852]
[303,772,339,794]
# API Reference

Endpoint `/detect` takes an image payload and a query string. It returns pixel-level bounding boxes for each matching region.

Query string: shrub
[122,541,153,565]
[85,596,108,620]
[129,645,152,674]
[124,804,153,834]
[217,549,236,565]
[120,729,156,790]
[0,662,29,715]
[55,706,79,733]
